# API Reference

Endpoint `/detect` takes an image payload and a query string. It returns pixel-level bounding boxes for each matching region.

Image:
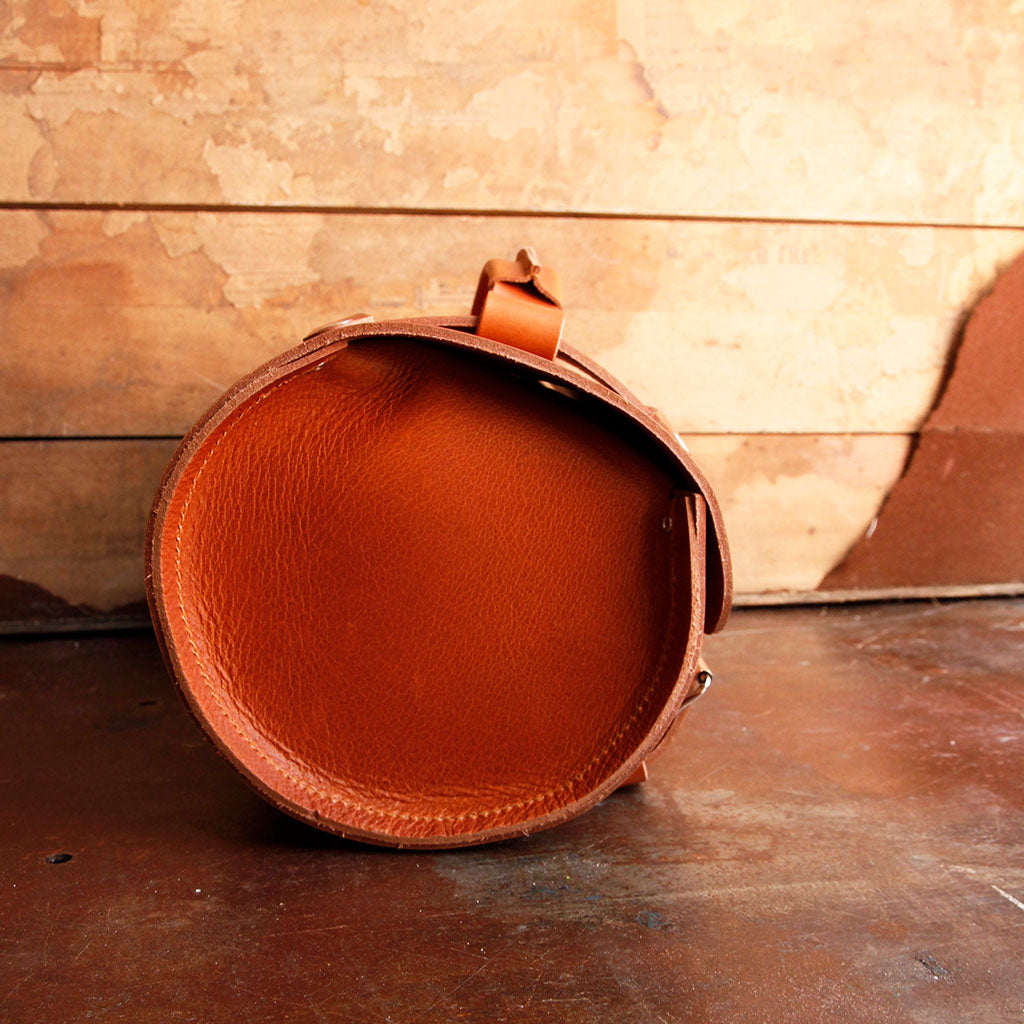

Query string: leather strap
[618,490,709,789]
[277,312,732,634]
[472,248,564,360]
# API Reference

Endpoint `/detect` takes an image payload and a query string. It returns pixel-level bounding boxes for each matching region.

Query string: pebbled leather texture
[147,295,731,849]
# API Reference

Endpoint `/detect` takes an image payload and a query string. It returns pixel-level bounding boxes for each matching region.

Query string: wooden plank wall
[3,0,1024,623]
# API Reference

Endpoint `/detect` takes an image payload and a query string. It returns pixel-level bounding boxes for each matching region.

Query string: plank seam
[2,201,1024,232]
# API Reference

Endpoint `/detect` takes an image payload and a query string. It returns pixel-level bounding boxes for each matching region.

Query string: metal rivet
[662,516,673,532]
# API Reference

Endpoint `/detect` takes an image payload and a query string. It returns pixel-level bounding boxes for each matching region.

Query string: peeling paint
[24,68,123,129]
[0,210,48,269]
[201,137,298,204]
[462,71,553,143]
[193,212,322,307]
[102,210,148,238]
[0,96,49,199]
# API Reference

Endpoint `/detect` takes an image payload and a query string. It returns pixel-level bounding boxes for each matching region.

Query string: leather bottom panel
[156,337,692,842]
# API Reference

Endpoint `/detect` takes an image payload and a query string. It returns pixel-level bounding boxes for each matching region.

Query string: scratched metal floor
[2,599,1023,1023]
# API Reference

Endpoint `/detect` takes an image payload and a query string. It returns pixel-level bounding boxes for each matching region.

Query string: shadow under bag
[146,249,732,848]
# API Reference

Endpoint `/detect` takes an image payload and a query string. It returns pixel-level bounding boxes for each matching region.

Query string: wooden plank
[0,434,909,617]
[686,434,911,595]
[0,439,177,613]
[5,209,1023,437]
[3,1,1024,224]
[738,582,1024,607]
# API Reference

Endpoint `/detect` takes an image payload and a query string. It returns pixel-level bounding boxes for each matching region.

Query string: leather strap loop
[618,490,708,790]
[473,248,565,360]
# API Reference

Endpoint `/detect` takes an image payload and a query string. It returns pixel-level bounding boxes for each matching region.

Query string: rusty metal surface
[2,600,1023,1022]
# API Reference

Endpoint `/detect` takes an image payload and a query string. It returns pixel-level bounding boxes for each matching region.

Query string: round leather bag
[146,310,730,848]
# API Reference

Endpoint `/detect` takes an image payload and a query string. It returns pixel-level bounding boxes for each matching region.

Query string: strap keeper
[473,248,565,360]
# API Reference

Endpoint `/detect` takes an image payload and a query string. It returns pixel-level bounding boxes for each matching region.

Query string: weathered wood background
[3,0,1024,623]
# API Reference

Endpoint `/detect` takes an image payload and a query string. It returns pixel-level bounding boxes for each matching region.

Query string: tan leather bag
[146,249,732,848]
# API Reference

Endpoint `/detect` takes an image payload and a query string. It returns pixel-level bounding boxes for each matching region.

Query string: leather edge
[144,318,730,848]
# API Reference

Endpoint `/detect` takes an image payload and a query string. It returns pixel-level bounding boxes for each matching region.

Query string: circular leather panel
[152,335,692,844]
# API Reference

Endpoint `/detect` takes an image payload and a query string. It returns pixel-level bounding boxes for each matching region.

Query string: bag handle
[472,247,565,359]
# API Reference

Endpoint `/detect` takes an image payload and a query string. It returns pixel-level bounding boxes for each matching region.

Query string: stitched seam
[173,370,683,825]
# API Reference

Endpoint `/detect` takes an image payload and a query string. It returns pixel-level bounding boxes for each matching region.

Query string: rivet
[662,516,673,532]
[303,313,375,342]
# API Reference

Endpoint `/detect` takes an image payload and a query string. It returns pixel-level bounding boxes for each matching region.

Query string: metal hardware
[679,667,713,710]
[520,246,541,273]
[303,313,375,342]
